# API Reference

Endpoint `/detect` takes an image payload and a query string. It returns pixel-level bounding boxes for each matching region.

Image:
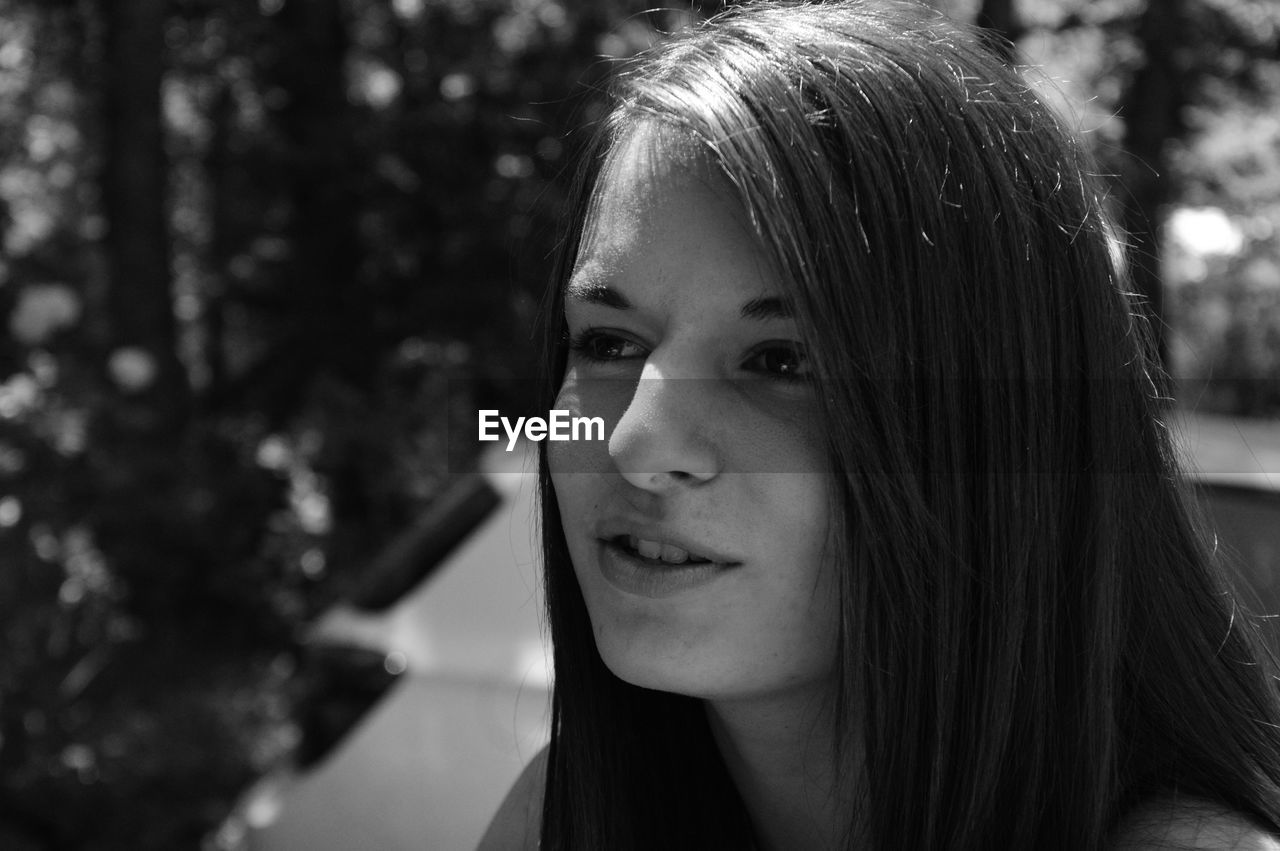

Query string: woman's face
[547,124,841,704]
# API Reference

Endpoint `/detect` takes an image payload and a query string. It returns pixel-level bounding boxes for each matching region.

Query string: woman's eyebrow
[740,296,794,321]
[565,280,793,321]
[565,279,630,309]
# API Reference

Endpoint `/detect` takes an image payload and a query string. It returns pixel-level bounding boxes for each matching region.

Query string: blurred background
[0,0,1277,848]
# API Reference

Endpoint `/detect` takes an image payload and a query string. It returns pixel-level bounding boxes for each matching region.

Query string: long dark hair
[536,2,1280,848]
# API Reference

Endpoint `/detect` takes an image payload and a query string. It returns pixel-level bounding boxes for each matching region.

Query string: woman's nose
[607,364,720,492]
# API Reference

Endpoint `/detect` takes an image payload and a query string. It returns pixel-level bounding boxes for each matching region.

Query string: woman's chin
[595,638,712,696]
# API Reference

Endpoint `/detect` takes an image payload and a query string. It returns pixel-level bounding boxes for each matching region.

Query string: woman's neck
[704,689,861,851]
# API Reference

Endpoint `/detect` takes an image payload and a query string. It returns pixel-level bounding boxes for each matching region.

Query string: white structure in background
[244,440,548,851]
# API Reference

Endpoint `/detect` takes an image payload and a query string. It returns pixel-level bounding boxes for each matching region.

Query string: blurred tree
[0,0,721,847]
[965,0,1280,379]
[976,0,1021,61]
[1113,0,1192,367]
[101,0,187,434]
[0,0,1275,849]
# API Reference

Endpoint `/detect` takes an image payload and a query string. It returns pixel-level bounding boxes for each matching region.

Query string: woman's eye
[567,330,645,362]
[744,343,810,379]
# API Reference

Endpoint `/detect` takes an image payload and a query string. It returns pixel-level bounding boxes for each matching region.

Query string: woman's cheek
[549,372,630,475]
[547,377,614,556]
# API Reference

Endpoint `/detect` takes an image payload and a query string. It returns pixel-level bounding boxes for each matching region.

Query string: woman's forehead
[576,121,750,264]
[566,122,784,316]
[589,124,709,215]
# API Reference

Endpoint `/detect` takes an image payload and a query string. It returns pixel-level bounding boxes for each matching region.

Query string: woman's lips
[595,520,740,567]
[595,538,733,598]
[618,534,712,565]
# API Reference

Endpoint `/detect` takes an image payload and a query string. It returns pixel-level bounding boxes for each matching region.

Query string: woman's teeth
[626,535,708,565]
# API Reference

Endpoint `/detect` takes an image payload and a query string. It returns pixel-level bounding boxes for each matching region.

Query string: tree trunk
[100,0,188,435]
[1115,0,1192,368]
[201,81,234,408]
[976,0,1023,63]
[267,0,373,418]
[265,0,379,566]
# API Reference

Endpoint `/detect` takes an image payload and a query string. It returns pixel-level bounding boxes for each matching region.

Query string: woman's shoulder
[1110,797,1280,851]
[477,744,548,851]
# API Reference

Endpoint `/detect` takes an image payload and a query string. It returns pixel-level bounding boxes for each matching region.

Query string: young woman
[481,1,1280,848]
